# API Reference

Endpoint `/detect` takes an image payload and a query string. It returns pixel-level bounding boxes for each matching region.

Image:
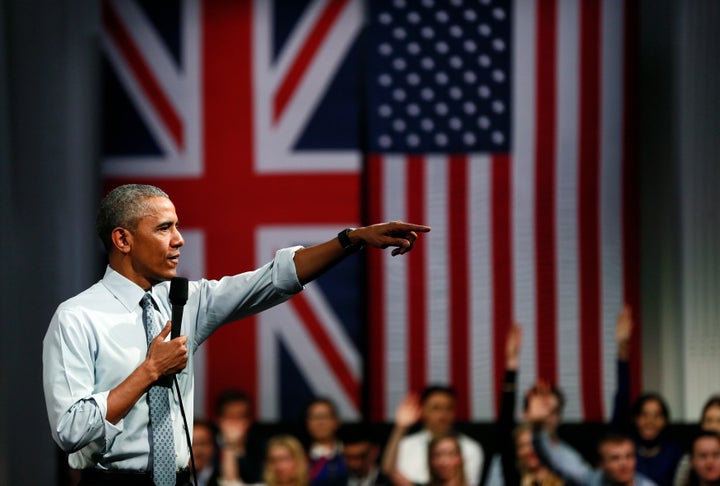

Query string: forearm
[293,234,351,285]
[380,425,408,476]
[106,360,160,424]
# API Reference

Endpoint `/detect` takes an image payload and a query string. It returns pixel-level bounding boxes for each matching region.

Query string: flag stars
[368,0,510,151]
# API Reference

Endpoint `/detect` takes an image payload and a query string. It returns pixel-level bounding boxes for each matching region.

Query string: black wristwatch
[338,228,363,252]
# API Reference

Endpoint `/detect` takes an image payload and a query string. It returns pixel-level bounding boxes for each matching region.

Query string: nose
[173,227,185,248]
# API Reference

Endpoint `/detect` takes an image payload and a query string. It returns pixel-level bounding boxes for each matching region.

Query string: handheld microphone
[169,277,189,339]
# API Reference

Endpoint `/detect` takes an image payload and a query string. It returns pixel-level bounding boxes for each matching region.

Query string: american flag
[101,0,640,422]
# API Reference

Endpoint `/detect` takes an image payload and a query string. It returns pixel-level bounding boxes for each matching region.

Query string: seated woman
[384,420,468,486]
[219,434,309,486]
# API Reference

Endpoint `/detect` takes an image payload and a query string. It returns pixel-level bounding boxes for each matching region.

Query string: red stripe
[533,0,558,386]
[367,154,386,421]
[406,155,427,393]
[449,156,470,420]
[492,154,513,418]
[102,0,184,150]
[622,0,642,401]
[289,294,360,409]
[273,0,349,123]
[202,0,257,417]
[578,0,604,421]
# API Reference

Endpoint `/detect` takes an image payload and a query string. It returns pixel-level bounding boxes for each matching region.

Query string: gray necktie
[141,293,176,486]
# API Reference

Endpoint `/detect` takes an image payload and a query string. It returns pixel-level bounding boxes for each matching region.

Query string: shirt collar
[101,265,155,311]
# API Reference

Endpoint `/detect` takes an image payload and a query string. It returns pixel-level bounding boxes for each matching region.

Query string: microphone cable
[174,375,198,486]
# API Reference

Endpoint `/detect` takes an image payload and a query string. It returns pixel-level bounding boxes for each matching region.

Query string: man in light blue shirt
[43,184,430,485]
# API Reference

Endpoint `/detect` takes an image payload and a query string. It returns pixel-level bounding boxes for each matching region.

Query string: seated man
[689,431,720,486]
[339,427,391,486]
[386,385,484,486]
[526,383,657,486]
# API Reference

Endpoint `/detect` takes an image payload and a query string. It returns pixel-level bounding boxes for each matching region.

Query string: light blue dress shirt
[532,430,658,486]
[43,246,302,472]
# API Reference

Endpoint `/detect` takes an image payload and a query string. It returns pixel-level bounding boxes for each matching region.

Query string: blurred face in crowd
[634,398,666,441]
[599,439,636,485]
[306,401,339,443]
[515,429,542,472]
[422,391,455,436]
[343,441,379,478]
[691,435,720,484]
[192,423,216,472]
[429,437,464,483]
[268,444,299,484]
[702,404,720,434]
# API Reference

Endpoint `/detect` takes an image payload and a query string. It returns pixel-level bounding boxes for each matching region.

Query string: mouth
[168,254,180,264]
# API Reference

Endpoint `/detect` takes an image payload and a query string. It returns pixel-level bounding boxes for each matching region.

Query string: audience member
[675,396,720,486]
[687,432,720,486]
[611,306,683,486]
[337,427,391,486]
[216,389,267,484]
[265,435,311,486]
[385,427,468,486]
[527,383,657,485]
[382,389,483,486]
[193,419,221,486]
[305,398,348,486]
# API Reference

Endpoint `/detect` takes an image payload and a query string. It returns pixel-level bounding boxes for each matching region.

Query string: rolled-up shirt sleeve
[43,309,121,454]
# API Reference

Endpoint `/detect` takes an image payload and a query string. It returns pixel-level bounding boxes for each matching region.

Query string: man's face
[123,197,184,289]
[192,424,216,472]
[306,402,339,442]
[343,441,378,478]
[691,436,720,483]
[634,398,666,441]
[599,440,636,485]
[422,392,455,435]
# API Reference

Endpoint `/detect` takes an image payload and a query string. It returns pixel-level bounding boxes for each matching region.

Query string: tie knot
[140,293,153,310]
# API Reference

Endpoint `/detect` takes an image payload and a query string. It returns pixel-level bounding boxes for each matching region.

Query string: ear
[111,227,132,254]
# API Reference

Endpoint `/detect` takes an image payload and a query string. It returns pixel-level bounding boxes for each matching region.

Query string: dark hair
[420,385,456,404]
[691,430,720,455]
[304,397,339,420]
[95,184,169,251]
[701,395,720,422]
[214,389,253,418]
[631,392,671,421]
[597,430,634,456]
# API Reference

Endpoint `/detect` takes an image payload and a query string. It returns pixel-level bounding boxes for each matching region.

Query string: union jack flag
[101,0,365,421]
[101,0,641,423]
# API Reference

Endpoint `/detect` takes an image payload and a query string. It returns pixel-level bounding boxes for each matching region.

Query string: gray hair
[96,184,169,252]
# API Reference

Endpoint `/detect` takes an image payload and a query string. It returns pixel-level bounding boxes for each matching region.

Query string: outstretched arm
[293,222,431,285]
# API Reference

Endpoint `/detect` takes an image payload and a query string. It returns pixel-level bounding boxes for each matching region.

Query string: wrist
[338,228,364,252]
